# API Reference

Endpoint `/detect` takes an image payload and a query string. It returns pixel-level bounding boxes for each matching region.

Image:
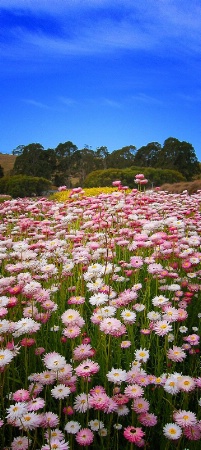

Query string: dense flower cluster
[0,182,201,448]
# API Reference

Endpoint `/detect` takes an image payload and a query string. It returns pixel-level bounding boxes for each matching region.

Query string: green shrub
[84,167,185,188]
[0,175,51,198]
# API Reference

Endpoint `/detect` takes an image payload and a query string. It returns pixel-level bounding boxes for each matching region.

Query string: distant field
[0,154,16,175]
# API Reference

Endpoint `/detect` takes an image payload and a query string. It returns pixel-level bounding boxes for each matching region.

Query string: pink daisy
[153,320,172,336]
[11,436,29,450]
[177,375,195,392]
[138,412,158,426]
[75,428,94,446]
[132,398,150,413]
[27,397,45,411]
[167,346,186,362]
[75,359,100,378]
[88,392,109,410]
[173,410,197,427]
[124,384,144,399]
[73,344,94,361]
[73,393,90,413]
[42,412,59,428]
[41,438,69,450]
[12,389,30,402]
[63,325,81,338]
[123,426,145,444]
[183,425,201,440]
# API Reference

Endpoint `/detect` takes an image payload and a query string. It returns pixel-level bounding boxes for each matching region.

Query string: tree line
[8,137,201,187]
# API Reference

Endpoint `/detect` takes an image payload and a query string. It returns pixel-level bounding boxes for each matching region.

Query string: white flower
[147,311,161,321]
[163,423,182,440]
[64,420,81,434]
[88,420,104,431]
[164,375,179,395]
[106,368,127,383]
[43,352,66,371]
[6,402,28,420]
[152,295,169,307]
[179,326,188,333]
[0,349,15,367]
[12,318,41,337]
[167,333,174,342]
[0,320,11,334]
[51,384,71,399]
[135,348,149,363]
[89,292,109,307]
[121,309,136,324]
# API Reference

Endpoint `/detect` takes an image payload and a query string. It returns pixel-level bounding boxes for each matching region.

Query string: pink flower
[99,318,126,336]
[123,425,145,444]
[73,343,94,361]
[75,359,100,378]
[42,412,59,428]
[11,436,29,449]
[13,389,30,402]
[183,425,201,440]
[120,340,131,348]
[132,397,150,413]
[88,392,109,410]
[35,347,45,355]
[63,325,81,338]
[173,409,197,427]
[20,338,36,347]
[41,438,69,450]
[153,320,172,336]
[130,256,143,268]
[27,397,45,411]
[167,346,186,362]
[112,180,122,187]
[124,384,144,399]
[74,393,90,413]
[183,334,200,346]
[75,428,94,446]
[138,412,158,426]
[58,186,67,191]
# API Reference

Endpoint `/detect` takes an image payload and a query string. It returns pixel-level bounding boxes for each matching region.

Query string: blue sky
[0,0,201,160]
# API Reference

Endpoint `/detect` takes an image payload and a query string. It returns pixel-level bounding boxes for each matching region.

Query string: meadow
[0,175,201,449]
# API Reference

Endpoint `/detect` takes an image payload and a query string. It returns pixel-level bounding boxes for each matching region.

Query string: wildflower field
[0,178,201,449]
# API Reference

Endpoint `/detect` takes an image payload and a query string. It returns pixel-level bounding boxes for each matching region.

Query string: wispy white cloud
[1,0,201,63]
[22,99,49,109]
[177,92,201,103]
[131,93,163,105]
[101,98,122,108]
[58,96,78,106]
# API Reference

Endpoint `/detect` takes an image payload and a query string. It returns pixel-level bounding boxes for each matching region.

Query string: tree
[95,146,109,169]
[12,145,25,156]
[157,137,201,180]
[73,148,98,185]
[13,143,45,177]
[107,145,136,168]
[54,141,78,186]
[0,164,4,178]
[134,142,161,167]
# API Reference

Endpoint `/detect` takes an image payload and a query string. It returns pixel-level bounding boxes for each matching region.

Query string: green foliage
[134,137,201,181]
[11,137,201,188]
[84,167,185,188]
[0,164,4,178]
[0,175,51,198]
[155,137,200,180]
[106,145,136,168]
[134,142,162,167]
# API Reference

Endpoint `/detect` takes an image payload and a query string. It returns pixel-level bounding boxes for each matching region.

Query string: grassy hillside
[0,153,16,175]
